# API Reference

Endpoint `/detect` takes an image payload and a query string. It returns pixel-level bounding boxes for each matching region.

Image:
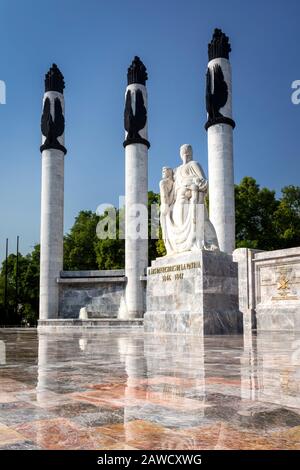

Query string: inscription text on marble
[148,261,201,276]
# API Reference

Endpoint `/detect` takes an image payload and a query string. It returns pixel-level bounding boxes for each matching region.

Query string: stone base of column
[118,284,146,320]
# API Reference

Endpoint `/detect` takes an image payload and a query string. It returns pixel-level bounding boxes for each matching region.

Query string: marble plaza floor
[0,328,300,450]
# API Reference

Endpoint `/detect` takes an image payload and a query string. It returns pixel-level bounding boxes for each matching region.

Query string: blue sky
[0,0,299,260]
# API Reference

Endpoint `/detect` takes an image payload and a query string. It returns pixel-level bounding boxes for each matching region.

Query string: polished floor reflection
[0,328,300,450]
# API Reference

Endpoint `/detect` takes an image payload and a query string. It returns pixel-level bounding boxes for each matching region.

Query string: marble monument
[37,29,300,335]
[144,145,242,335]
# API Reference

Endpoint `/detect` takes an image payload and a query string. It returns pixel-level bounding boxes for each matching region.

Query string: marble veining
[0,329,300,449]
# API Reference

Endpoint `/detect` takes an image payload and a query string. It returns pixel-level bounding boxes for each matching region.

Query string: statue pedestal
[144,250,242,335]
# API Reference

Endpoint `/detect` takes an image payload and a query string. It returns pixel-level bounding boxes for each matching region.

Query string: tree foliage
[235,177,300,250]
[273,186,300,248]
[64,211,99,270]
[0,244,40,326]
[235,177,279,250]
[94,208,125,269]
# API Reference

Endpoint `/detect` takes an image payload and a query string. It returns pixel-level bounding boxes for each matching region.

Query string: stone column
[119,57,150,319]
[205,29,236,254]
[39,64,67,320]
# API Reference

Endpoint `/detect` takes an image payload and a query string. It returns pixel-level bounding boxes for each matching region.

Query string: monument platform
[38,318,143,332]
[144,250,242,335]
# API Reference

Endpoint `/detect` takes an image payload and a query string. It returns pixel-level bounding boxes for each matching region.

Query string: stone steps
[38,319,143,330]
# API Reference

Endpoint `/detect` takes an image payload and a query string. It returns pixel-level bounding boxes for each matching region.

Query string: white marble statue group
[160,144,219,255]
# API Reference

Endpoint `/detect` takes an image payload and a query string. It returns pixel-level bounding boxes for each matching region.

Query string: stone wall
[55,247,300,331]
[58,270,126,319]
[234,247,300,332]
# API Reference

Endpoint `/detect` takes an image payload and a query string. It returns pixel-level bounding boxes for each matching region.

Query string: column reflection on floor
[18,328,299,449]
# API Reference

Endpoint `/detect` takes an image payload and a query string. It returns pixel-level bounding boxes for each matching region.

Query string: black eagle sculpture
[205,64,235,130]
[123,89,150,148]
[206,64,228,121]
[40,97,67,154]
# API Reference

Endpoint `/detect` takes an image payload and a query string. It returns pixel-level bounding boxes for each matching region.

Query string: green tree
[22,244,40,325]
[0,253,18,325]
[235,177,279,250]
[0,245,40,326]
[64,211,99,270]
[95,208,125,269]
[274,186,300,248]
